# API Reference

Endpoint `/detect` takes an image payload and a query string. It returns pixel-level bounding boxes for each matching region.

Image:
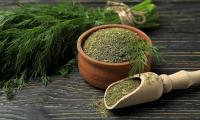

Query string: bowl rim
[77,24,152,66]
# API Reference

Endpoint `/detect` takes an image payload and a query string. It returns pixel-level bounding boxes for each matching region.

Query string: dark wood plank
[1,69,200,120]
[0,0,200,120]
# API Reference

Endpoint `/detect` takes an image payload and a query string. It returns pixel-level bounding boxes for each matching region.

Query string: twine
[107,0,146,26]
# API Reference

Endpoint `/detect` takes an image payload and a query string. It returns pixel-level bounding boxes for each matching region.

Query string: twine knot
[107,0,146,26]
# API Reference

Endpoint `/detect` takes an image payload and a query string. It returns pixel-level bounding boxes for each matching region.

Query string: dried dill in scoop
[83,28,142,63]
[105,78,141,107]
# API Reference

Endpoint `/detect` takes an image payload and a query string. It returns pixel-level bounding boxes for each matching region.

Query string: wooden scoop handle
[160,70,200,93]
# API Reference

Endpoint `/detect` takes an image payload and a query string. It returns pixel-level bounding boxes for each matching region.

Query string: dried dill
[90,99,110,117]
[83,28,141,63]
[105,78,141,107]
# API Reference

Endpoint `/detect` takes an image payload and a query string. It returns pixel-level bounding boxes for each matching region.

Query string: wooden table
[0,0,200,119]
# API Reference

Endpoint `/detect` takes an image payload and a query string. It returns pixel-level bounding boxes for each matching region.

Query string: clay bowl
[77,24,152,89]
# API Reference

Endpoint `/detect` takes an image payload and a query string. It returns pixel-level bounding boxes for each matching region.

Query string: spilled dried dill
[83,28,142,63]
[90,99,110,117]
[105,78,141,107]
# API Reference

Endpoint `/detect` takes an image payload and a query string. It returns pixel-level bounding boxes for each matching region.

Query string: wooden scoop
[104,70,200,110]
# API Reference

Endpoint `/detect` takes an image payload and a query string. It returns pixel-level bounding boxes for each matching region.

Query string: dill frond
[127,40,163,76]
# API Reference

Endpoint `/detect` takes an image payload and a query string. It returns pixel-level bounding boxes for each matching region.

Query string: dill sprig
[127,40,163,76]
[59,57,78,77]
[0,0,159,98]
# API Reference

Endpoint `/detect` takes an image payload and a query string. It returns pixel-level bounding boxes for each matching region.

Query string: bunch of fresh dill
[0,0,159,98]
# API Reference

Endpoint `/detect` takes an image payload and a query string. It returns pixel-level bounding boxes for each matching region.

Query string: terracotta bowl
[77,24,152,89]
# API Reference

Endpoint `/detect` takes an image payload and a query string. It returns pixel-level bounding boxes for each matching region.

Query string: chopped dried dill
[83,28,142,63]
[105,78,141,107]
[89,99,110,117]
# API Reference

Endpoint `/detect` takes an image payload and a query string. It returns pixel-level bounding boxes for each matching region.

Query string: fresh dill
[127,40,163,76]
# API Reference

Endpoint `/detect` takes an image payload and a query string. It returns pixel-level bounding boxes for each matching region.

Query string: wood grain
[0,0,200,120]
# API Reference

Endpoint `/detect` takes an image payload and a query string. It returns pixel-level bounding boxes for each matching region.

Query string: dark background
[0,0,200,120]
